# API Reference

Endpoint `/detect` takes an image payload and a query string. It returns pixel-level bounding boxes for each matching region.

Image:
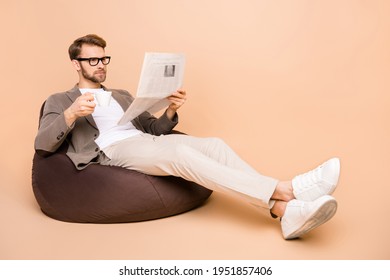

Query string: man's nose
[97,60,105,68]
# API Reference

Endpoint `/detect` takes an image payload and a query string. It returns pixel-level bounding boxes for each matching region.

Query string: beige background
[1,0,389,259]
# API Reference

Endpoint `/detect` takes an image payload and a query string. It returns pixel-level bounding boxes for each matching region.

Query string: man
[35,34,341,240]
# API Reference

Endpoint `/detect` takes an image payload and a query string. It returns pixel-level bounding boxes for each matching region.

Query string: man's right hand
[64,93,96,127]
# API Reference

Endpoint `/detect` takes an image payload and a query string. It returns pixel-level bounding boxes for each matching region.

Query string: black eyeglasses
[75,56,111,66]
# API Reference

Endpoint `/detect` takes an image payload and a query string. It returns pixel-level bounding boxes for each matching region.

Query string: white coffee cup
[95,91,112,107]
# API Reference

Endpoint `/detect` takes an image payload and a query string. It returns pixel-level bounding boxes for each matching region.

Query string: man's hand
[64,93,96,127]
[166,89,187,120]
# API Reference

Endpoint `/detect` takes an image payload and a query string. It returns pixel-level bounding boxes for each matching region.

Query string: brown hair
[68,34,107,60]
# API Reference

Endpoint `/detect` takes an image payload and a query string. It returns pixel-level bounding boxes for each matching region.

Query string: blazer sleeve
[34,94,73,156]
[136,109,178,135]
[116,89,179,135]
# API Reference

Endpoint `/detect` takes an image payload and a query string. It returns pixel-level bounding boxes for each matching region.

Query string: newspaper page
[118,52,185,125]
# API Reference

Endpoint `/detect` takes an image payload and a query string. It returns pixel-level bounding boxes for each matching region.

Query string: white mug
[95,91,112,107]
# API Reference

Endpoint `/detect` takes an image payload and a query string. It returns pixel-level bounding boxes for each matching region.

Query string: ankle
[270,201,287,218]
[272,181,294,202]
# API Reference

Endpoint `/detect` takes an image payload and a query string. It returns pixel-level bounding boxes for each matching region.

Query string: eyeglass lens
[89,57,110,66]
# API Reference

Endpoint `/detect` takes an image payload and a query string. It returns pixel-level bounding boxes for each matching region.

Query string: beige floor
[1,143,389,259]
[1,0,390,260]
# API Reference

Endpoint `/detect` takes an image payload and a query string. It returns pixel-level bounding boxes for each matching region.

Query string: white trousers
[102,133,278,209]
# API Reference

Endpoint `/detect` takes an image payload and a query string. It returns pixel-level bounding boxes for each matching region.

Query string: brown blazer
[34,85,178,170]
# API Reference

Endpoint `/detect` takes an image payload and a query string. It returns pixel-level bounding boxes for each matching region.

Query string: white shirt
[79,88,142,149]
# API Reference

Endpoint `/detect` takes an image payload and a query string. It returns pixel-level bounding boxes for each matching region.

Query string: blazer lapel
[110,90,144,131]
[111,91,130,112]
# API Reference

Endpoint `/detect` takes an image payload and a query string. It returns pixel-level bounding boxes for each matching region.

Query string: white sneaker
[292,158,340,201]
[281,195,337,240]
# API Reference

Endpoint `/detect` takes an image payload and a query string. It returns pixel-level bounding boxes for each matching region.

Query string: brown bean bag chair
[31,104,212,223]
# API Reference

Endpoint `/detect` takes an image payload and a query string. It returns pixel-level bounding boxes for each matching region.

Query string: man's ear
[71,59,81,71]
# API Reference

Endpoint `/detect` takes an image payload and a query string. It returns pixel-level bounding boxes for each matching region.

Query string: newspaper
[118,52,185,125]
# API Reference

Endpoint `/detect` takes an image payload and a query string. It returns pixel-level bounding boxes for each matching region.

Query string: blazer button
[56,132,65,140]
[95,148,99,152]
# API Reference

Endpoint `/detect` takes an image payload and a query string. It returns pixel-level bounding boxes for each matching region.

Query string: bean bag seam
[145,175,167,209]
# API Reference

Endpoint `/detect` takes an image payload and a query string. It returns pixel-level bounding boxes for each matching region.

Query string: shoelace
[295,166,322,189]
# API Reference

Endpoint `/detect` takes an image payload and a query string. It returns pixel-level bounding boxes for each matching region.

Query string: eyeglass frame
[75,56,111,66]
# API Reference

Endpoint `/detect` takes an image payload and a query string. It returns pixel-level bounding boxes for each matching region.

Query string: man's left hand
[166,89,187,120]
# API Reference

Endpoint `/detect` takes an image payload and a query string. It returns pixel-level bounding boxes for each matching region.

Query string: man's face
[77,44,107,84]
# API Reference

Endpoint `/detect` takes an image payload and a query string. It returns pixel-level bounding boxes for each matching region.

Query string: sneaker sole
[284,197,338,240]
